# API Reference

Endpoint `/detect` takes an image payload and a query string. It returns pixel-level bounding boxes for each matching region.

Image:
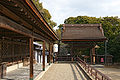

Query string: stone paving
[40,63,87,80]
[91,65,120,80]
[2,63,49,80]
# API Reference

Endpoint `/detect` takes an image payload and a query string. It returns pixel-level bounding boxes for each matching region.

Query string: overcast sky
[40,0,120,29]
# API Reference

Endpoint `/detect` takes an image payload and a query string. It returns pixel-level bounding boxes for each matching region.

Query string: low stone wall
[0,58,30,79]
[6,63,23,73]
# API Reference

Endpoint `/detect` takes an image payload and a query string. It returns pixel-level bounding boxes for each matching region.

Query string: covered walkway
[40,63,87,80]
[0,0,58,79]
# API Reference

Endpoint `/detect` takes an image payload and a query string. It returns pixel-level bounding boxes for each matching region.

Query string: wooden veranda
[0,0,58,79]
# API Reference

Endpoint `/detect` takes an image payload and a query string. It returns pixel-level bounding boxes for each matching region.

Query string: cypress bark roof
[62,24,106,41]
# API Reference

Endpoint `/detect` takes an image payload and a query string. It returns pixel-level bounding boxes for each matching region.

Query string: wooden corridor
[40,63,87,80]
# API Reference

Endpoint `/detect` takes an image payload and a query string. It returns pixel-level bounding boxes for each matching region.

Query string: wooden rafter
[0,0,58,42]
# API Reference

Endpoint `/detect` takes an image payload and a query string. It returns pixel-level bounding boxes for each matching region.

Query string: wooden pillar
[71,45,73,61]
[52,43,53,63]
[40,54,41,63]
[42,41,45,71]
[51,44,53,63]
[92,47,95,65]
[58,40,60,55]
[105,41,107,64]
[90,49,93,64]
[49,43,51,65]
[29,38,34,80]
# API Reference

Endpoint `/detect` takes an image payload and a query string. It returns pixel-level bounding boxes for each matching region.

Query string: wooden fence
[77,57,111,80]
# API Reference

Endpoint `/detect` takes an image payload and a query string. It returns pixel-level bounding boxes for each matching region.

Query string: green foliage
[32,0,56,28]
[55,29,61,40]
[42,9,51,20]
[64,16,101,24]
[49,20,57,28]
[64,16,120,62]
[58,24,63,29]
[32,0,43,10]
[55,24,64,40]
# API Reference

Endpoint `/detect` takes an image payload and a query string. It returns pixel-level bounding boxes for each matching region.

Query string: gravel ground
[91,65,120,80]
[2,63,49,80]
[40,63,87,80]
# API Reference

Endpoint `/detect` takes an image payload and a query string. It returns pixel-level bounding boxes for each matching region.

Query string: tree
[55,29,61,40]
[32,0,56,28]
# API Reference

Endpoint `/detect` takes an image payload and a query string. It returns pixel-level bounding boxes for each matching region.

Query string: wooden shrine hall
[0,0,58,79]
[61,24,107,64]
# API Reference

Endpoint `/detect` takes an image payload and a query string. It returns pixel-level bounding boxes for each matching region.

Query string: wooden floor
[40,63,87,80]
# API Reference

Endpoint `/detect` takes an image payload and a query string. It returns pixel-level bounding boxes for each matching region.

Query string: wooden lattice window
[1,39,29,62]
[2,41,8,58]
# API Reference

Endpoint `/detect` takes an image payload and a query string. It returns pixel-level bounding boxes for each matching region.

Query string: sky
[40,0,120,29]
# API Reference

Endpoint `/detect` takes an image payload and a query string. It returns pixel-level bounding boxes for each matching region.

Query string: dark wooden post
[90,48,93,64]
[92,47,95,64]
[50,43,53,63]
[58,40,60,55]
[40,54,41,63]
[49,43,51,65]
[43,41,45,71]
[71,45,73,61]
[29,38,34,80]
[50,44,52,63]
[51,43,53,63]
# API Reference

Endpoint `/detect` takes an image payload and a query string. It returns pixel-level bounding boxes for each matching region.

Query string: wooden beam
[0,1,58,41]
[42,41,45,71]
[12,0,57,41]
[29,38,34,80]
[0,15,50,41]
[0,4,32,29]
[0,31,26,37]
[62,39,107,42]
[0,4,49,41]
[24,0,58,40]
[0,15,32,37]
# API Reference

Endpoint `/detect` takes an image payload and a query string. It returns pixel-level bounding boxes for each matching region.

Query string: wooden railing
[57,56,72,61]
[57,56,76,61]
[77,57,111,80]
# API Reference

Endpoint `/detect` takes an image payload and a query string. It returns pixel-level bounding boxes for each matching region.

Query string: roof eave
[24,0,58,41]
[62,38,107,42]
